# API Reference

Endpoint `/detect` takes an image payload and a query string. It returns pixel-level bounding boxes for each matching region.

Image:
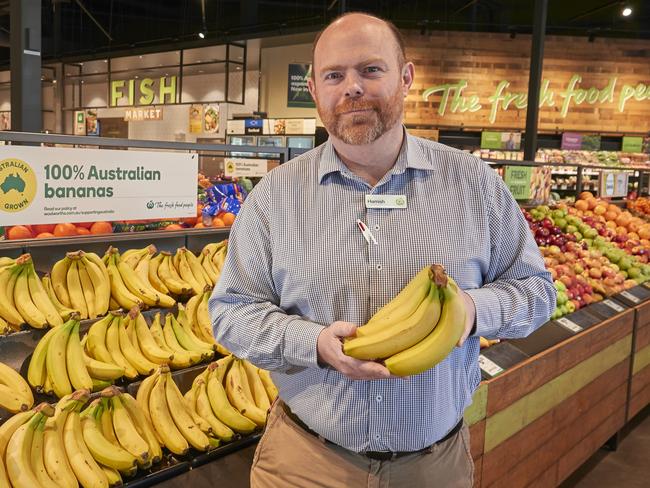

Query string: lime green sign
[110,76,177,107]
[481,131,502,149]
[422,74,650,124]
[622,136,643,152]
[504,166,532,200]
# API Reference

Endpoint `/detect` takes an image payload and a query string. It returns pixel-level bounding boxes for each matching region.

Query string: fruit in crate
[197,239,228,286]
[342,265,466,376]
[0,253,67,329]
[184,286,230,356]
[0,361,34,412]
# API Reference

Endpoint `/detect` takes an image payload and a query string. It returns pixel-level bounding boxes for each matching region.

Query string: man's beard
[317,86,404,145]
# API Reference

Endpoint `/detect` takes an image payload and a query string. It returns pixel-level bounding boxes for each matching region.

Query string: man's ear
[308,77,316,100]
[401,62,415,98]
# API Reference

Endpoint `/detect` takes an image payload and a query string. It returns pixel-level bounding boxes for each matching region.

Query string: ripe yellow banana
[0,266,25,327]
[80,254,111,317]
[205,371,256,434]
[120,393,163,464]
[83,350,125,381]
[151,314,193,369]
[117,315,157,376]
[67,321,94,391]
[30,326,56,388]
[147,253,170,295]
[184,248,212,288]
[85,252,111,292]
[14,264,48,328]
[176,249,204,295]
[81,399,138,473]
[195,291,216,343]
[42,275,76,320]
[106,250,143,310]
[63,410,109,488]
[182,383,215,436]
[105,315,139,380]
[121,248,148,269]
[6,409,46,488]
[164,371,210,451]
[199,250,218,285]
[160,253,193,295]
[163,314,204,365]
[77,258,98,319]
[343,275,443,360]
[194,380,235,442]
[185,293,201,329]
[100,465,122,487]
[233,359,255,404]
[110,395,151,468]
[133,308,173,363]
[241,360,271,412]
[66,259,89,319]
[86,314,118,365]
[176,304,215,353]
[0,410,35,460]
[47,320,75,398]
[0,361,34,412]
[384,277,467,377]
[258,368,278,403]
[25,260,63,327]
[148,372,189,456]
[357,265,439,337]
[212,246,227,273]
[51,256,73,308]
[225,360,267,427]
[135,369,163,439]
[98,398,120,447]
[117,258,160,307]
[31,415,60,488]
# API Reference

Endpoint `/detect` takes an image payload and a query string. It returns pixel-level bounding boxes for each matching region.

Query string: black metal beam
[10,0,41,132]
[523,0,547,162]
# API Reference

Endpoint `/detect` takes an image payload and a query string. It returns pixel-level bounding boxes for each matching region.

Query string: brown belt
[279,400,463,461]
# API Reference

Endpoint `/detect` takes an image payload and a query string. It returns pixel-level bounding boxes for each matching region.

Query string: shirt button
[376,265,383,271]
[373,224,380,231]
[375,434,381,440]
[376,395,382,403]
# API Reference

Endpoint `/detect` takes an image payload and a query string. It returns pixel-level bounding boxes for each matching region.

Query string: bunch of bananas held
[0,254,67,330]
[343,264,466,376]
[0,361,34,413]
[48,250,111,321]
[27,316,124,398]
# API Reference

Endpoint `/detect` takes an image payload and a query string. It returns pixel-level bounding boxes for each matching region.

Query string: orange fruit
[74,222,94,229]
[575,200,589,212]
[212,217,226,227]
[90,221,113,234]
[53,223,78,237]
[164,224,184,231]
[579,191,594,200]
[194,222,206,228]
[628,232,640,241]
[32,224,56,234]
[180,216,198,226]
[76,227,91,235]
[35,232,55,239]
[221,212,236,226]
[586,198,598,210]
[7,225,33,240]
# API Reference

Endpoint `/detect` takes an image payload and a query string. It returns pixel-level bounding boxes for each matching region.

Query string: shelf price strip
[556,317,583,334]
[478,354,504,378]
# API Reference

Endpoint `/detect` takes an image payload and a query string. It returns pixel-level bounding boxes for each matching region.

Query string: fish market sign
[111,76,177,106]
[422,74,650,124]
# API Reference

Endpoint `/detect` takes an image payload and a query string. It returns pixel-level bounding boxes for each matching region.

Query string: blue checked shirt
[209,131,555,453]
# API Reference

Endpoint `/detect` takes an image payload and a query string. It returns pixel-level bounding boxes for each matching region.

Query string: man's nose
[343,72,364,98]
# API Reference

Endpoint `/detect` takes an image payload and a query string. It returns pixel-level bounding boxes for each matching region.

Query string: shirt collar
[318,127,434,184]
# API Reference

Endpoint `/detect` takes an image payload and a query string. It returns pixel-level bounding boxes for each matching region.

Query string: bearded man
[210,12,555,488]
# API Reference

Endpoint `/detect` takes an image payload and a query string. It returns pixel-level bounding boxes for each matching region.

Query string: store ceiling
[0,0,648,65]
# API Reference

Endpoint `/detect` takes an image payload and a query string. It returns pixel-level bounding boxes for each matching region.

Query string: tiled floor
[561,405,650,488]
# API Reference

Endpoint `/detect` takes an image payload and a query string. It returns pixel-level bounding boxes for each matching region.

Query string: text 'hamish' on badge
[365,194,407,209]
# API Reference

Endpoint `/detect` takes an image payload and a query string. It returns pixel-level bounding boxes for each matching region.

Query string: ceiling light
[622,6,632,16]
[198,31,205,39]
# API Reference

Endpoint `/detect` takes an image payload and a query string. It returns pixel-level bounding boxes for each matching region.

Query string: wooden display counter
[629,297,650,420]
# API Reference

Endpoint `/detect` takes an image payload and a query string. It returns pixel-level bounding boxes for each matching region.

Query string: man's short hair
[311,12,406,78]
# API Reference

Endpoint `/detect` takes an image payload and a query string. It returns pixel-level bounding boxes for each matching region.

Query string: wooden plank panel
[485,382,627,488]
[633,343,650,375]
[635,317,650,353]
[635,302,650,331]
[473,457,482,488]
[556,409,625,484]
[629,365,650,419]
[485,335,631,452]
[465,383,488,427]
[486,312,633,416]
[481,360,629,486]
[469,420,485,461]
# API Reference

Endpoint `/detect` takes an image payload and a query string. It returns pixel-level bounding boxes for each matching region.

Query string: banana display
[0,254,65,330]
[27,316,124,398]
[343,264,467,376]
[0,239,228,334]
[0,361,34,413]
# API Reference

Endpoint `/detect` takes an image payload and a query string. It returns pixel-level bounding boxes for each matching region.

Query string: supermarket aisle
[562,405,650,488]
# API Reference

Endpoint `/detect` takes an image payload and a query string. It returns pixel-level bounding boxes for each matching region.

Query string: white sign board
[224,158,268,178]
[0,146,197,225]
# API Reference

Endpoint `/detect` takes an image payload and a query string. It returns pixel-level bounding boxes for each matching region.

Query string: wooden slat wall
[403,31,650,133]
[629,301,650,419]
[464,382,488,488]
[478,311,634,488]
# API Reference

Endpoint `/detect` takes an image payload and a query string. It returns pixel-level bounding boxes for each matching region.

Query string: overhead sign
[110,76,177,107]
[124,107,163,122]
[481,131,521,150]
[622,136,643,153]
[0,146,197,225]
[422,74,650,124]
[224,158,268,177]
[287,63,315,108]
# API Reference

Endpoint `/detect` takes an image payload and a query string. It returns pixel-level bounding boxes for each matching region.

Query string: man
[210,12,555,487]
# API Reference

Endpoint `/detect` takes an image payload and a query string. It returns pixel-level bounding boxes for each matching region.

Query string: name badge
[365,195,407,209]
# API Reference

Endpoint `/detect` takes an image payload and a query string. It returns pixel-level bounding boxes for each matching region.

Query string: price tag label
[478,355,504,377]
[620,291,641,304]
[602,299,625,313]
[643,281,650,290]
[557,317,583,333]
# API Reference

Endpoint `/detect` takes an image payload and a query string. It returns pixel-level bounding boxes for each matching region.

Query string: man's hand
[317,321,393,380]
[457,290,477,347]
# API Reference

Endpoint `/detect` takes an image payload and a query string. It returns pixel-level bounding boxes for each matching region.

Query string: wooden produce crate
[628,300,650,420]
[464,382,488,488]
[479,309,634,488]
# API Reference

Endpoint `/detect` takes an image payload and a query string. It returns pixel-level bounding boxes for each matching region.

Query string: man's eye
[324,73,341,80]
[365,66,382,73]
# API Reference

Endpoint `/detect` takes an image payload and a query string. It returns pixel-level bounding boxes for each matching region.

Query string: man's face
[308,17,413,146]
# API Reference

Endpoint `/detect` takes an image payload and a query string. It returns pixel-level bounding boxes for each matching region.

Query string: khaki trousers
[250,403,474,488]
